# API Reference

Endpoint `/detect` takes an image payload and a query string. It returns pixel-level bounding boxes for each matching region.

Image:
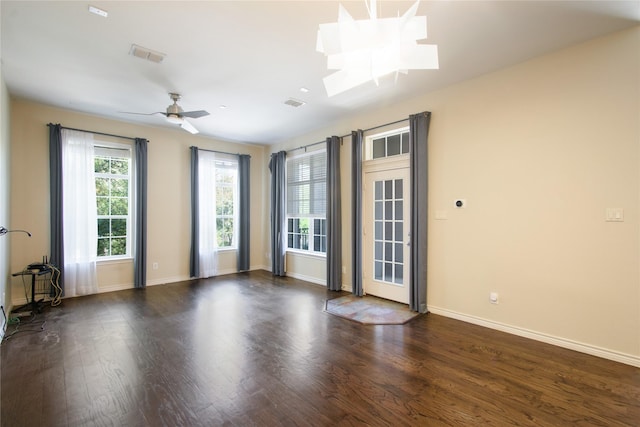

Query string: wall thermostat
[454,199,466,208]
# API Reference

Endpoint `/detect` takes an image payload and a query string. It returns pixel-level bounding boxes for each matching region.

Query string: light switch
[435,210,448,220]
[606,208,624,222]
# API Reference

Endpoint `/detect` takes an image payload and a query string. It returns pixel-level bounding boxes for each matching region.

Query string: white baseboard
[146,275,192,287]
[285,271,326,286]
[98,282,135,293]
[427,305,640,368]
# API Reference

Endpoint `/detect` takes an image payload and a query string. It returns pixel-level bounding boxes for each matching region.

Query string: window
[95,145,132,258]
[286,149,327,254]
[367,127,410,160]
[197,152,239,251]
[214,159,238,248]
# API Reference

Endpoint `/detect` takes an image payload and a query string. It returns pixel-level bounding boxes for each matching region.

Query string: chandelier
[316,0,439,97]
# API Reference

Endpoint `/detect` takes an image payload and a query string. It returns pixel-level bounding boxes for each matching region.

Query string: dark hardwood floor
[1,270,638,426]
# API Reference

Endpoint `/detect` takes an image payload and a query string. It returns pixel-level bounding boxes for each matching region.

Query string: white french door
[363,165,410,304]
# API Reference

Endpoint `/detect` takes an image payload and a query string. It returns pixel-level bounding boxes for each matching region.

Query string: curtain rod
[47,123,139,141]
[288,116,410,153]
[191,146,250,158]
[363,117,409,133]
[288,139,327,153]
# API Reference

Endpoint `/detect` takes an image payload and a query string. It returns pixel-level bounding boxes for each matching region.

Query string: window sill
[97,257,133,266]
[286,249,326,259]
[217,247,237,253]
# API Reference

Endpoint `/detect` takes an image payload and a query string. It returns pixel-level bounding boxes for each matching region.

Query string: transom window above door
[365,127,410,160]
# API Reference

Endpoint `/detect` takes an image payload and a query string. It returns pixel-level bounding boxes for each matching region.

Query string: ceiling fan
[121,93,209,134]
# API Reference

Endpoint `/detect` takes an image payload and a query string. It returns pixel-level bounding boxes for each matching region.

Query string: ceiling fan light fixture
[166,114,183,124]
[120,93,207,134]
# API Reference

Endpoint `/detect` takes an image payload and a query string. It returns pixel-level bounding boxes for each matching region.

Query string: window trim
[286,246,327,258]
[94,141,134,261]
[285,148,328,254]
[213,157,239,250]
[365,126,410,161]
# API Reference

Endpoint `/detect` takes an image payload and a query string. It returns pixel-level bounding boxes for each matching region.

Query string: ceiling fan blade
[181,110,209,119]
[180,119,199,134]
[119,111,165,116]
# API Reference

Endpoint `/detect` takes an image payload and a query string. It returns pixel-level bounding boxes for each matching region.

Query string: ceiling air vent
[129,44,166,64]
[284,98,306,108]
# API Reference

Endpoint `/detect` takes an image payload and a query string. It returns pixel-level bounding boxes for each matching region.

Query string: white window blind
[287,150,326,217]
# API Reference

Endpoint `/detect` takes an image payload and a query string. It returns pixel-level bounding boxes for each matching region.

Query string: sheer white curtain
[61,129,98,296]
[198,150,219,278]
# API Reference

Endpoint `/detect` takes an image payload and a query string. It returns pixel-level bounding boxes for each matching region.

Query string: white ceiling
[1,1,638,145]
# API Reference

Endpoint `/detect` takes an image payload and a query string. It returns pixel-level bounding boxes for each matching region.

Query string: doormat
[324,295,421,325]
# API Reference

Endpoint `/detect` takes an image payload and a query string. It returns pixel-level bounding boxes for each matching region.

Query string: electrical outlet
[152,262,158,270]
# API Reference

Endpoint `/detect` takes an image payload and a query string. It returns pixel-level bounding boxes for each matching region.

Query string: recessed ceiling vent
[284,98,306,108]
[129,44,166,64]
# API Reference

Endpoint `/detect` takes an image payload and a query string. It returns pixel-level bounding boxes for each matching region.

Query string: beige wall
[1,66,11,314]
[9,100,266,298]
[271,27,640,365]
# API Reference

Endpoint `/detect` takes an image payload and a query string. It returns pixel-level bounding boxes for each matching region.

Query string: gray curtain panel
[326,136,342,291]
[48,123,65,293]
[269,151,287,276]
[189,147,200,278]
[134,138,148,288]
[238,154,251,271]
[409,112,431,313]
[351,130,363,296]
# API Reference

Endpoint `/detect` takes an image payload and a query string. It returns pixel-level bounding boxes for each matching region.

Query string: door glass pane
[395,201,403,220]
[385,221,392,240]
[385,201,392,219]
[375,261,382,280]
[394,264,403,284]
[395,223,403,242]
[375,202,383,220]
[375,181,382,200]
[384,263,393,282]
[385,180,393,199]
[375,222,382,240]
[395,243,403,263]
[395,179,403,199]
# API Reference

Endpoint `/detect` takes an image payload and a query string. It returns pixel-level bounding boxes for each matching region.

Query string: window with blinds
[286,150,327,254]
